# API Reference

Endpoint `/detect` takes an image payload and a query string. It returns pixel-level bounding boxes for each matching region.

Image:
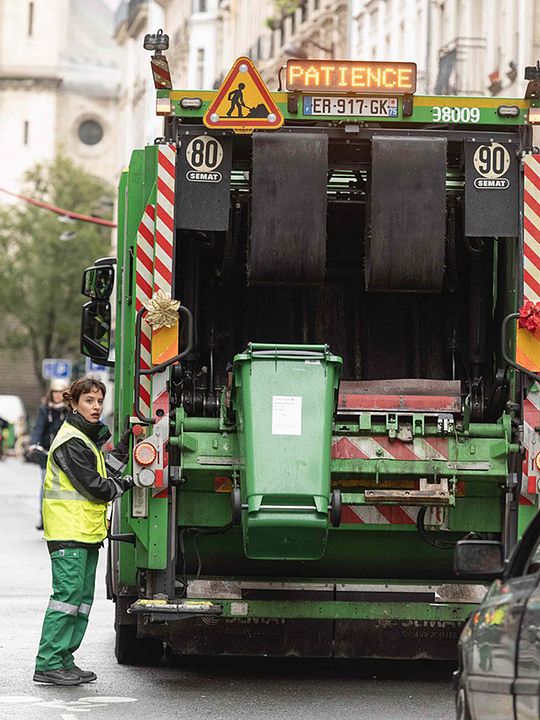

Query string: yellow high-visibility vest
[43,420,108,544]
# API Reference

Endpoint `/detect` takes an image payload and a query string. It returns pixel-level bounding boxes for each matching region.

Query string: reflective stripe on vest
[43,421,108,543]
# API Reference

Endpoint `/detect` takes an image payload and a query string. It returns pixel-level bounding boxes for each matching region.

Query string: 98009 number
[432,106,480,123]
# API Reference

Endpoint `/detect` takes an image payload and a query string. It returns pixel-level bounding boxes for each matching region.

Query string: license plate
[303,96,398,118]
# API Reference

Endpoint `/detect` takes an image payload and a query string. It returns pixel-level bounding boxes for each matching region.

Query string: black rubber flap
[249,133,328,285]
[176,134,232,231]
[366,135,447,292]
[464,139,519,237]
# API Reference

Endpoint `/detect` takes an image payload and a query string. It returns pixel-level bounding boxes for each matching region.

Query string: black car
[454,511,540,719]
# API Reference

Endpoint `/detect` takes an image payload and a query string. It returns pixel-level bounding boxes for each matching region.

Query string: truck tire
[114,599,164,666]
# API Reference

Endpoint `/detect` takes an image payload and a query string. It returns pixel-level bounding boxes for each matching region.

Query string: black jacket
[30,403,68,468]
[47,412,132,552]
[52,412,131,503]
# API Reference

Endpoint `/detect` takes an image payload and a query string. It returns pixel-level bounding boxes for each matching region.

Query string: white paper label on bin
[272,395,302,436]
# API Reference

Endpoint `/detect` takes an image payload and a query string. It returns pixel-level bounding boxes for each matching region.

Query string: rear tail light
[134,441,157,466]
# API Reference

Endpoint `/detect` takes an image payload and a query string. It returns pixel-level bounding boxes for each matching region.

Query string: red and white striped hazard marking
[132,145,177,495]
[135,204,155,418]
[333,436,448,525]
[151,56,172,89]
[523,155,540,306]
[331,436,449,461]
[150,145,176,494]
[520,155,540,508]
[342,505,445,526]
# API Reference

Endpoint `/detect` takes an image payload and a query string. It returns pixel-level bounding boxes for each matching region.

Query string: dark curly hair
[62,376,106,408]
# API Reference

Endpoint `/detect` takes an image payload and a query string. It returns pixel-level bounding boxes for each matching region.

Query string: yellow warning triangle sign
[203,57,284,134]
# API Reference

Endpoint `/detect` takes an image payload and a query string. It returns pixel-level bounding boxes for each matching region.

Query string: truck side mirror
[454,539,504,580]
[80,300,112,362]
[82,265,115,300]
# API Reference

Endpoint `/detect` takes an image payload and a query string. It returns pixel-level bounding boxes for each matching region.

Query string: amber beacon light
[286,60,417,95]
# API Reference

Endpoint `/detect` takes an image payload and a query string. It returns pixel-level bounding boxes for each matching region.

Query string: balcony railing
[435,37,487,96]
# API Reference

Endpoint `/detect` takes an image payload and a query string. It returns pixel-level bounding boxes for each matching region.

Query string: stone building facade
[0,0,120,195]
[0,0,120,417]
[350,0,540,97]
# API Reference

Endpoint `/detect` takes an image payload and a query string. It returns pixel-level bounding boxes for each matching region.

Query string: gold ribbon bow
[144,290,180,329]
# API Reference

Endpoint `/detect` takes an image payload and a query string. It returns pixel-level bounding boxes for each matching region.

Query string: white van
[0,394,27,440]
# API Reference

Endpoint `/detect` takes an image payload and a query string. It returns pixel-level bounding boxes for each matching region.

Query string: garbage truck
[80,42,540,663]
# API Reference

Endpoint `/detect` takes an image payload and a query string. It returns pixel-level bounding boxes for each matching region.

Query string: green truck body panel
[161,89,536,126]
[95,69,540,660]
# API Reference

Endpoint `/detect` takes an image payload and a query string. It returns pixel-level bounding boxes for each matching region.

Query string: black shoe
[67,665,97,683]
[33,669,83,686]
[36,522,44,531]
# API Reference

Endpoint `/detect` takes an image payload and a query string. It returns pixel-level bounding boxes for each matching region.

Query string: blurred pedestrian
[29,379,69,530]
[33,376,133,686]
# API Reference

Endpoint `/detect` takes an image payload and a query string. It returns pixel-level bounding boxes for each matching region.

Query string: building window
[193,0,207,11]
[27,2,34,36]
[196,48,205,88]
[356,15,365,54]
[313,0,320,10]
[78,119,103,146]
[23,121,29,145]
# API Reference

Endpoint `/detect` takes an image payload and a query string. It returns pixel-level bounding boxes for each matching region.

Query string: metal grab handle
[108,532,136,544]
[501,312,540,384]
[134,304,194,424]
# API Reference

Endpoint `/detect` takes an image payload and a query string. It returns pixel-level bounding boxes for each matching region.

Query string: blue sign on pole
[41,358,73,381]
[85,358,109,374]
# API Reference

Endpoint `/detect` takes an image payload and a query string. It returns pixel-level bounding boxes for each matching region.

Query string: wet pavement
[0,456,455,720]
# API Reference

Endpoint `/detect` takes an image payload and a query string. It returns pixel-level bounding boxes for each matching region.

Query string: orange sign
[286,60,417,95]
[203,57,284,134]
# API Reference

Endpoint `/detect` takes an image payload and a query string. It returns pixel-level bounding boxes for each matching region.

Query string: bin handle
[501,312,540,384]
[250,349,327,358]
[134,305,194,424]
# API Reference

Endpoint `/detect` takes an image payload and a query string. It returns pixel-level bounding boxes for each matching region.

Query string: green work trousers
[35,547,99,672]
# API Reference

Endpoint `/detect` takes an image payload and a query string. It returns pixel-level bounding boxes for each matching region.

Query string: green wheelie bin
[232,344,342,560]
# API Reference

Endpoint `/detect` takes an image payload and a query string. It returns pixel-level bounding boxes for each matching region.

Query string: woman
[29,379,69,530]
[33,377,133,686]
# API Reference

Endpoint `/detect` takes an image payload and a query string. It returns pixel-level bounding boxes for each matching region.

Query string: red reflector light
[134,441,157,466]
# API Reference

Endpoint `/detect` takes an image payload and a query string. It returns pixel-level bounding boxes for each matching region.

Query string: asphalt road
[0,456,456,720]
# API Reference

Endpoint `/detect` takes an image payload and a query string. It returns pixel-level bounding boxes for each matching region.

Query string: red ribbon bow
[518,300,540,332]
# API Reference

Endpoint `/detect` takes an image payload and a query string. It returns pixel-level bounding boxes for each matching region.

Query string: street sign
[203,56,284,134]
[41,358,72,381]
[85,358,109,374]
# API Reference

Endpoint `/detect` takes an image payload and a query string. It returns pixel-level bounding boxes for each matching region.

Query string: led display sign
[286,60,417,95]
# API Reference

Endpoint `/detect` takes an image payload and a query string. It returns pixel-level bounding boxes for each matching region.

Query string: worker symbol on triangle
[204,57,284,134]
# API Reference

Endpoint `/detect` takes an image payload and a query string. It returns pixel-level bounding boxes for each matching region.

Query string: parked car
[454,511,540,720]
[0,394,27,449]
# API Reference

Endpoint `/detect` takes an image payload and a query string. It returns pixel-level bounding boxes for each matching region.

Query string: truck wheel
[231,487,242,526]
[330,489,342,527]
[114,600,163,666]
[115,624,164,666]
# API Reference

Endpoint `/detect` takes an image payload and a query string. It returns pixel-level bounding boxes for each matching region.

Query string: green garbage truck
[80,45,540,663]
